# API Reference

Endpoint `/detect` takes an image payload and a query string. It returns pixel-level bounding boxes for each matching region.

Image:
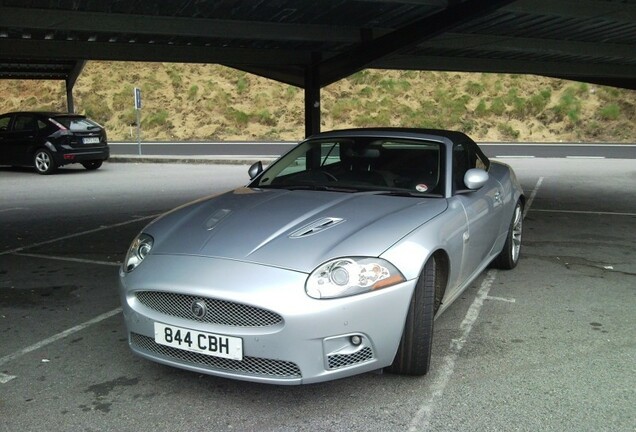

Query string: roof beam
[502,0,636,22]
[0,72,69,79]
[353,0,447,5]
[0,39,311,66]
[318,0,518,86]
[422,33,636,60]
[0,6,370,43]
[225,65,306,88]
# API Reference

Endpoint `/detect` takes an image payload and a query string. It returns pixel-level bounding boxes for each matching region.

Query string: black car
[0,111,109,174]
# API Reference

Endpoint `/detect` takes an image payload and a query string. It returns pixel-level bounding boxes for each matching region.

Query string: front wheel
[386,257,436,376]
[82,160,103,171]
[492,200,523,269]
[34,149,57,175]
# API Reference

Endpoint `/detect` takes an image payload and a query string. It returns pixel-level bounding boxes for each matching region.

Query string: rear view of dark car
[0,111,109,174]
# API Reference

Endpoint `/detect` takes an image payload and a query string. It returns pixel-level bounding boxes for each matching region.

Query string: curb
[108,155,276,165]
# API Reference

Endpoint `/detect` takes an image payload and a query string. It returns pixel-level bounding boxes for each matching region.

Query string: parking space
[1,159,634,431]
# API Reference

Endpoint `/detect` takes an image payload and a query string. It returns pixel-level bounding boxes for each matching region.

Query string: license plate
[83,137,100,144]
[154,322,243,360]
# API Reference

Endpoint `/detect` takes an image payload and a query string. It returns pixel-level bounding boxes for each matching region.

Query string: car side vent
[204,208,232,230]
[289,217,344,238]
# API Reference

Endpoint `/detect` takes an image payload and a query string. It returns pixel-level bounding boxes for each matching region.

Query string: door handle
[494,192,503,205]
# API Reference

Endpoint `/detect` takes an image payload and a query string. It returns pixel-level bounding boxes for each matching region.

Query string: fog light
[350,335,362,346]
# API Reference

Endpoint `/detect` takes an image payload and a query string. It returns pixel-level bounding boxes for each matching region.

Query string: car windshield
[52,116,101,131]
[252,137,444,196]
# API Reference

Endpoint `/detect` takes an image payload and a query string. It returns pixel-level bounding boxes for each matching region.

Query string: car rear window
[52,116,101,131]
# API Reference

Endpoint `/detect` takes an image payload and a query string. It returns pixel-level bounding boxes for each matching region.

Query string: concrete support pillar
[66,60,86,113]
[66,80,75,113]
[304,55,321,138]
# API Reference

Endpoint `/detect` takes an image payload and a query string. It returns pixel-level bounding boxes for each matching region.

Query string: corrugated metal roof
[0,0,635,89]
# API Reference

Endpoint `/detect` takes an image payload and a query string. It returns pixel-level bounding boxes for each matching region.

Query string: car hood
[146,188,447,273]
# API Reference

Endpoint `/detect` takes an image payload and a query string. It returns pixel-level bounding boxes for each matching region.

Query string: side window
[13,115,37,132]
[0,115,10,132]
[454,142,489,191]
[475,154,487,170]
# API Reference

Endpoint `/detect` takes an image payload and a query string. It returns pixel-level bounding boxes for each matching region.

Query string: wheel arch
[430,249,450,314]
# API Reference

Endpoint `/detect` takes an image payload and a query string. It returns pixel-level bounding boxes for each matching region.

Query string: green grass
[227,108,249,126]
[474,99,488,117]
[553,86,582,122]
[330,98,362,121]
[599,103,620,120]
[80,93,113,124]
[112,85,134,111]
[359,86,374,97]
[465,81,485,96]
[497,123,520,139]
[188,85,199,100]
[236,76,249,94]
[142,110,170,128]
[166,68,182,89]
[489,97,506,116]
[253,109,277,126]
[527,88,551,115]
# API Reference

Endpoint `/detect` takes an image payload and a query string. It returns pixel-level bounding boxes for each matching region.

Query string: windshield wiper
[368,190,443,198]
[260,184,358,192]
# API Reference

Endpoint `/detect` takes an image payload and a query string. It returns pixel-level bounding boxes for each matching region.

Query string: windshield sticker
[415,184,428,193]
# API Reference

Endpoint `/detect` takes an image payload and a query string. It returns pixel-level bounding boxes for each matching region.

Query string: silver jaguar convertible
[119,128,524,385]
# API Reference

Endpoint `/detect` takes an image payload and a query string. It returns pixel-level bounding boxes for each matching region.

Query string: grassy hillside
[1,61,635,142]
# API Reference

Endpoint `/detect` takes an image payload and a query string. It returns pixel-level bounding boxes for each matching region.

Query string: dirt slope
[1,61,634,142]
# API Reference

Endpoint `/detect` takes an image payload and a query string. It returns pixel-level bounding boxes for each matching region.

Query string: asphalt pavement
[0,158,634,431]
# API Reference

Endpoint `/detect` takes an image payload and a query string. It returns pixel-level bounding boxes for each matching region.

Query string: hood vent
[289,217,345,238]
[204,208,232,230]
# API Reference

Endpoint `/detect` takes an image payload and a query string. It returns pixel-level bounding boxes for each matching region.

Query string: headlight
[124,233,154,272]
[306,257,405,299]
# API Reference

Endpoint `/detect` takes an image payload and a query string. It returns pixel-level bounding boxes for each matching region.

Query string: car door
[7,114,40,165]
[452,141,505,283]
[0,114,14,165]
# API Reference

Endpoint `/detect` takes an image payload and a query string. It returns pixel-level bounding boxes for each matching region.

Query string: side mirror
[248,161,263,180]
[464,168,489,190]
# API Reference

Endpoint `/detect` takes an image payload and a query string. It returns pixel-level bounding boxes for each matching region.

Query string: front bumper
[119,254,416,384]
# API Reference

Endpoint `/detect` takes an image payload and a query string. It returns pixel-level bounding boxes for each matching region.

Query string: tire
[492,200,523,270]
[33,149,57,175]
[386,257,437,376]
[82,160,103,171]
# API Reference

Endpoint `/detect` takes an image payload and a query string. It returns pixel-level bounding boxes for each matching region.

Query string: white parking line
[13,252,120,267]
[524,177,544,218]
[409,270,498,431]
[486,295,516,303]
[0,214,156,256]
[0,372,17,383]
[409,176,541,429]
[565,156,606,159]
[0,307,122,372]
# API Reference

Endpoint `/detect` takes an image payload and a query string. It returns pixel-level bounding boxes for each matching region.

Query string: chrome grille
[131,333,301,379]
[135,291,282,327]
[327,347,374,370]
